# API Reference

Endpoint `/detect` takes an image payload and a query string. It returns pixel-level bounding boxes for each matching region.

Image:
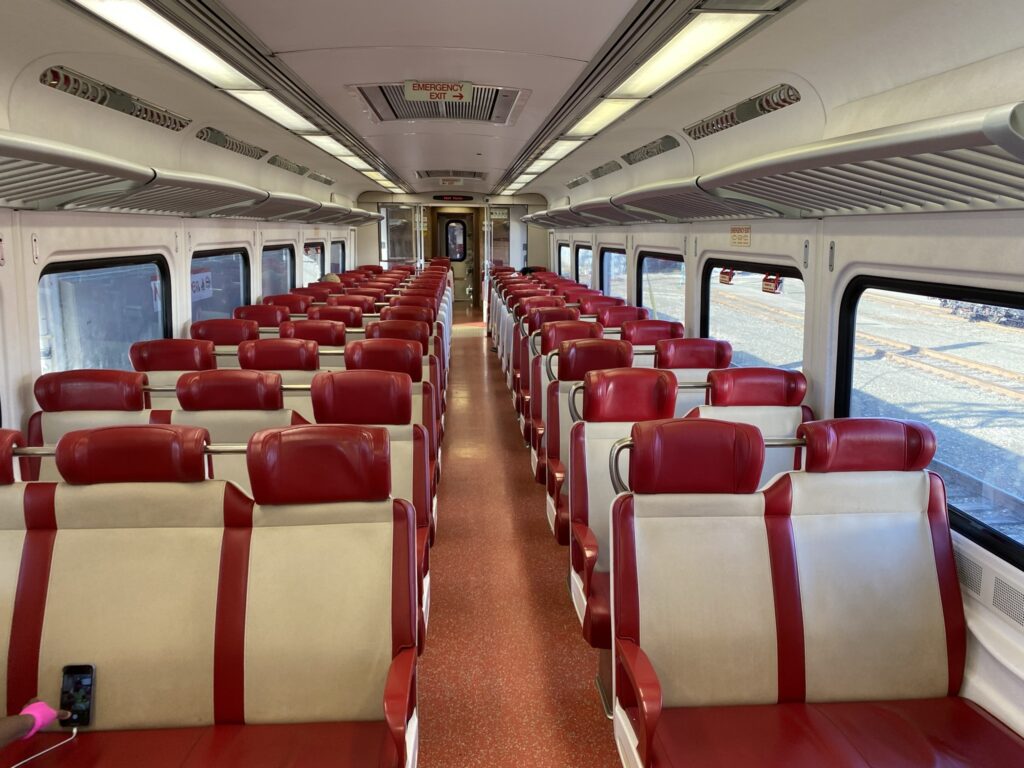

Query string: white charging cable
[9,728,77,767]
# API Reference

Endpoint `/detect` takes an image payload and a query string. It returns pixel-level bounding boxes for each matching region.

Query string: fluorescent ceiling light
[227,90,318,132]
[338,155,373,172]
[566,99,642,137]
[363,171,388,182]
[514,173,538,185]
[302,134,355,157]
[611,13,762,98]
[70,0,257,90]
[539,140,585,162]
[525,158,556,175]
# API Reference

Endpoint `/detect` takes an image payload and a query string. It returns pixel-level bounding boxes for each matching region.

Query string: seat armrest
[571,522,598,593]
[383,646,417,765]
[616,639,662,768]
[547,459,565,499]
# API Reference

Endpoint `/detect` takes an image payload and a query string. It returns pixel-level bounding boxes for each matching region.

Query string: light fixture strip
[566,98,642,138]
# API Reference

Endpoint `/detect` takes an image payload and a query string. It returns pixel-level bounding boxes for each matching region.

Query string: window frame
[637,250,686,320]
[557,242,571,276]
[330,240,346,274]
[574,243,593,285]
[261,242,296,295]
[600,246,628,297]
[190,248,250,318]
[699,258,803,337]
[836,274,1024,571]
[303,241,326,283]
[445,220,468,262]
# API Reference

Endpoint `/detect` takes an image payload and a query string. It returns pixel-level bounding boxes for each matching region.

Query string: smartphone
[59,665,94,727]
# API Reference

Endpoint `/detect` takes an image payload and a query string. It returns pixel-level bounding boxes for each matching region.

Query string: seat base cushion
[0,720,397,768]
[649,698,1024,768]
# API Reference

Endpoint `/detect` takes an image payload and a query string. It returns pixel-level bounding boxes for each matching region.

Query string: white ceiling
[218,0,638,193]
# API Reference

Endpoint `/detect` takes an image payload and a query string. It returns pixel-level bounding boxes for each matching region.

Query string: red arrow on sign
[451,93,464,100]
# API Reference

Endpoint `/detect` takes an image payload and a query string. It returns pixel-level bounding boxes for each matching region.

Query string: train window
[446,220,467,262]
[191,249,249,322]
[380,204,415,267]
[261,244,294,297]
[700,261,805,369]
[330,240,346,273]
[38,256,170,373]
[557,243,571,276]
[303,242,325,284]
[639,252,685,323]
[575,245,593,286]
[600,248,628,299]
[837,278,1024,565]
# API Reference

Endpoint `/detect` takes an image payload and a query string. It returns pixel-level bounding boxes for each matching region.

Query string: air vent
[994,577,1024,628]
[196,127,268,160]
[953,548,983,595]
[416,170,487,180]
[267,155,309,177]
[567,175,590,189]
[685,83,801,141]
[591,161,622,180]
[622,135,681,166]
[358,83,523,124]
[41,66,191,132]
[307,172,335,186]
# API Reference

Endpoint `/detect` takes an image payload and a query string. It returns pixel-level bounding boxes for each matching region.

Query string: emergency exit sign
[404,81,474,102]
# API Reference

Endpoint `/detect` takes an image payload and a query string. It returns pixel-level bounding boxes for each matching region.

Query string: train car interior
[0,0,1023,766]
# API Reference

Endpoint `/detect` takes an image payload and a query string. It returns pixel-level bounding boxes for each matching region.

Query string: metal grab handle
[610,438,633,495]
[631,349,656,356]
[568,382,584,423]
[678,382,711,390]
[545,351,558,382]
[143,383,316,393]
[529,332,541,357]
[13,443,249,458]
[213,349,346,357]
[518,317,528,338]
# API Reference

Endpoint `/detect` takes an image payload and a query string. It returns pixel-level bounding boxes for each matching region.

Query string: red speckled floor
[417,306,620,768]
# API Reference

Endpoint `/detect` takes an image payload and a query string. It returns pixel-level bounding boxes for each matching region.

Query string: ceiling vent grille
[416,170,487,180]
[567,175,590,189]
[307,171,335,186]
[195,127,268,160]
[40,66,191,132]
[358,83,522,124]
[685,83,801,141]
[591,160,623,180]
[267,155,309,176]
[622,135,681,166]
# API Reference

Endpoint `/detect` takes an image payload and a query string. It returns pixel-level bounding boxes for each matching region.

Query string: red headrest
[312,370,413,425]
[279,320,346,346]
[557,339,632,381]
[234,305,290,327]
[580,296,625,314]
[507,289,551,304]
[491,266,516,275]
[177,370,283,410]
[597,306,649,327]
[130,339,215,372]
[56,425,210,484]
[357,265,385,274]
[361,281,396,292]
[292,286,333,302]
[328,295,376,314]
[191,319,260,345]
[390,296,438,314]
[539,320,604,354]
[0,429,24,485]
[403,287,443,299]
[561,287,602,302]
[309,305,363,327]
[307,281,347,295]
[261,294,311,314]
[35,370,147,411]
[583,369,677,422]
[347,288,386,301]
[514,296,564,318]
[238,339,319,371]
[365,320,431,355]
[630,419,764,494]
[655,338,732,369]
[708,368,806,407]
[622,319,685,345]
[380,305,434,325]
[526,307,580,334]
[799,418,936,473]
[345,339,423,381]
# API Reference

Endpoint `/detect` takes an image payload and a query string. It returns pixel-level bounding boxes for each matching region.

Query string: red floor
[417,306,620,767]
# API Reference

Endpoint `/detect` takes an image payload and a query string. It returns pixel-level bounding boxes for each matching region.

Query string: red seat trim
[764,474,805,702]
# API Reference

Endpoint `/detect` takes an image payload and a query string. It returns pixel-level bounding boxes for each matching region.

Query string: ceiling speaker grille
[359,84,521,124]
[195,127,268,160]
[267,155,309,176]
[416,170,487,180]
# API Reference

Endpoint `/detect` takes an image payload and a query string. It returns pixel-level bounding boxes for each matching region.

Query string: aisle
[417,306,620,768]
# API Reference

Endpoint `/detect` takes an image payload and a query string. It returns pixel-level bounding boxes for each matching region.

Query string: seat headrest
[129,339,216,372]
[312,370,413,425]
[580,296,625,314]
[261,294,311,314]
[309,305,363,327]
[348,287,386,301]
[292,286,333,302]
[539,320,604,354]
[708,367,807,406]
[508,289,551,303]
[307,281,347,295]
[279,320,346,346]
[583,369,677,422]
[357,264,385,274]
[380,305,434,324]
[190,319,261,345]
[630,419,765,494]
[35,370,147,411]
[596,305,649,327]
[557,339,633,381]
[622,319,685,345]
[177,370,283,410]
[0,429,24,485]
[361,281,396,292]
[327,295,376,314]
[238,339,319,371]
[514,296,564,318]
[365,320,431,355]
[234,304,290,327]
[345,339,423,381]
[56,425,210,484]
[800,418,936,473]
[389,296,438,313]
[526,307,580,333]
[655,338,732,369]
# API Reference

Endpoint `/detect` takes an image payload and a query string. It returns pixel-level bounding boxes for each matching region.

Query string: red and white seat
[130,339,216,408]
[238,338,320,421]
[517,306,580,439]
[621,320,685,367]
[654,338,733,416]
[233,304,291,339]
[280,319,347,369]
[191,318,260,369]
[594,306,650,339]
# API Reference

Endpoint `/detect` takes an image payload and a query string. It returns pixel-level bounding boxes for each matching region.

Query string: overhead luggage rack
[569,196,665,224]
[0,130,153,210]
[336,208,383,225]
[545,206,593,227]
[211,191,322,221]
[701,101,1024,217]
[61,168,268,216]
[300,202,353,224]
[611,176,784,222]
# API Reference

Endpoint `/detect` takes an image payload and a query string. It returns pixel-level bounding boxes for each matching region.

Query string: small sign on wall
[729,225,751,248]
[191,270,213,301]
